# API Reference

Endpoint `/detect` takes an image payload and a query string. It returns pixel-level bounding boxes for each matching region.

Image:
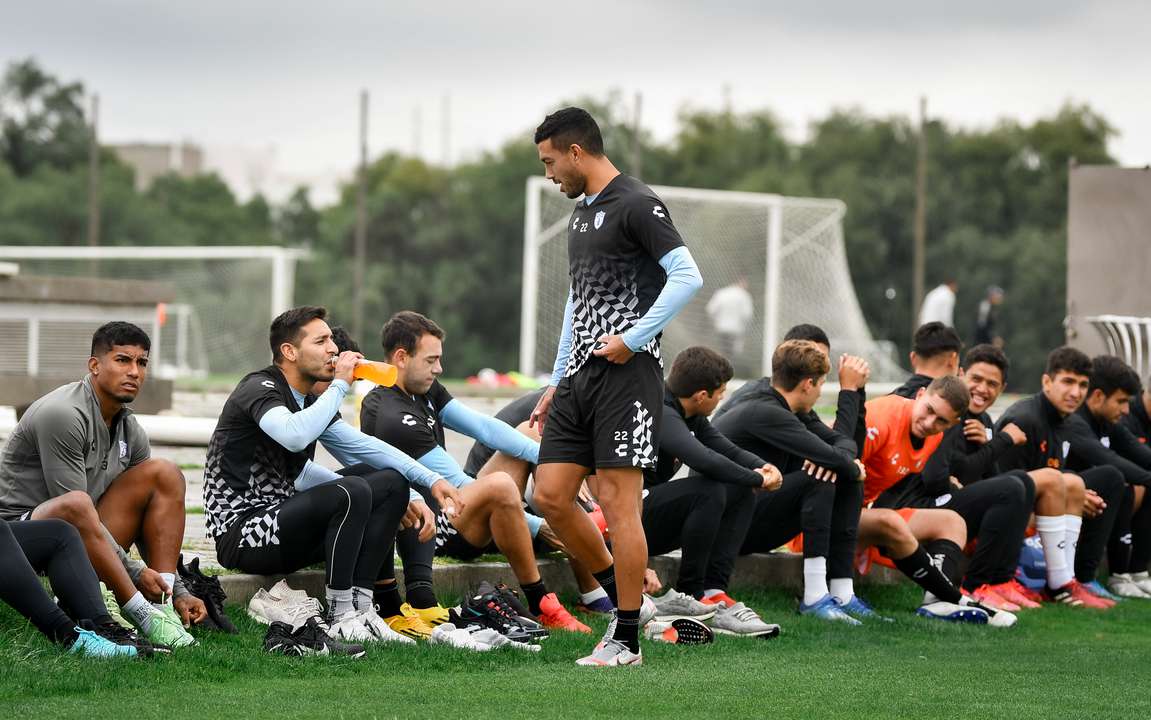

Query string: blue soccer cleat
[799,594,862,625]
[837,594,894,623]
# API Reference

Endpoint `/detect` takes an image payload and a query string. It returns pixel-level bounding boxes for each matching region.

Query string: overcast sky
[5,1,1149,204]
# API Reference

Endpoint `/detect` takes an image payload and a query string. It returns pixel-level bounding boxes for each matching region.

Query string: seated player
[1064,356,1151,599]
[1119,375,1151,594]
[859,377,1013,625]
[874,345,1038,611]
[891,321,963,398]
[359,311,587,634]
[637,346,783,636]
[712,340,870,624]
[0,518,146,657]
[996,347,1125,608]
[204,306,463,645]
[0,322,201,649]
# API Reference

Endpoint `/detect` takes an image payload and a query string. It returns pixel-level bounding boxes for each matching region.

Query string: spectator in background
[706,276,754,372]
[974,286,1005,347]
[919,279,958,328]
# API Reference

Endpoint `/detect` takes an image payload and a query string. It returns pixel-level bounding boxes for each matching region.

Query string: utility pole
[912,95,927,340]
[86,94,101,249]
[630,92,643,179]
[353,90,369,341]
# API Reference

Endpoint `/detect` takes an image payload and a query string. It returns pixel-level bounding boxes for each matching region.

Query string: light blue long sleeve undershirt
[550,245,703,382]
[441,399,539,464]
[260,383,441,493]
[621,245,703,352]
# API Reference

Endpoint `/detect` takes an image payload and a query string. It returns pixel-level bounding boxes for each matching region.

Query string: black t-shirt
[563,174,686,377]
[995,393,1067,472]
[360,380,454,458]
[203,366,335,537]
[462,389,545,476]
[891,373,933,399]
[1122,398,1151,446]
[649,386,765,489]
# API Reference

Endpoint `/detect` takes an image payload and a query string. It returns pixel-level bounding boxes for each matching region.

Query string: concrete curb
[217,552,901,606]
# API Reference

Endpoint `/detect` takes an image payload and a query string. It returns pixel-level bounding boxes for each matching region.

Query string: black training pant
[739,471,863,581]
[921,472,1031,589]
[380,483,437,601]
[0,519,110,643]
[216,466,409,591]
[1075,465,1126,583]
[641,476,754,596]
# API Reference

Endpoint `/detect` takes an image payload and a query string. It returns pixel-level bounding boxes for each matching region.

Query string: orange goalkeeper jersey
[861,394,944,504]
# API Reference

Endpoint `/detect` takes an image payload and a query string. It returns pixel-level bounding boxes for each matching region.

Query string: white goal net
[520,177,904,382]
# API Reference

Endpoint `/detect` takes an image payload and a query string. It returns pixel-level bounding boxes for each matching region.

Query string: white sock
[829,577,854,605]
[923,591,940,605]
[122,591,155,632]
[353,586,374,611]
[1063,514,1083,577]
[579,587,609,605]
[702,589,724,599]
[803,557,829,605]
[158,573,177,600]
[326,587,355,618]
[1036,515,1072,588]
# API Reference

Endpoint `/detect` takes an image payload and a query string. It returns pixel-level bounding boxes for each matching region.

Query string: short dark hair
[912,322,963,359]
[771,340,831,392]
[964,344,1009,383]
[328,325,361,355]
[534,107,605,156]
[91,321,151,356]
[1045,346,1092,378]
[1089,355,1141,398]
[381,311,445,358]
[927,375,970,415]
[269,305,326,363]
[784,323,830,349]
[667,346,734,397]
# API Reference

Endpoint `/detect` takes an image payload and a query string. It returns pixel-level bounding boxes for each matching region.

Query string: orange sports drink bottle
[352,360,398,387]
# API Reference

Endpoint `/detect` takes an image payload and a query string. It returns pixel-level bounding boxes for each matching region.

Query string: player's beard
[563,172,587,199]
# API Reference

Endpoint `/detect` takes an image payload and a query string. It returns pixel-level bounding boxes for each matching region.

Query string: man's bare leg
[533,463,614,572]
[450,473,541,584]
[858,508,967,605]
[593,467,646,611]
[30,491,138,603]
[97,459,186,576]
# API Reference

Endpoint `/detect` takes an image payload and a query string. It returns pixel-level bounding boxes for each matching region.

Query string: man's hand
[332,350,363,385]
[430,479,466,519]
[402,500,437,543]
[538,522,566,551]
[756,463,783,491]
[838,354,871,391]
[803,459,837,483]
[950,476,963,490]
[529,386,557,432]
[643,568,663,594]
[964,419,989,445]
[174,594,207,628]
[1084,489,1106,518]
[137,568,170,602]
[854,459,867,482]
[592,334,634,364]
[1001,423,1028,446]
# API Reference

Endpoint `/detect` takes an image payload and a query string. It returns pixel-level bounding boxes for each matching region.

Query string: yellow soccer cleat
[404,602,450,627]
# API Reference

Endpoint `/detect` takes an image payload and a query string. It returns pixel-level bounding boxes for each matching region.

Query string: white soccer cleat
[1107,573,1151,599]
[1131,572,1151,596]
[916,601,989,625]
[576,638,642,667]
[247,588,325,629]
[357,607,417,645]
[327,609,378,643]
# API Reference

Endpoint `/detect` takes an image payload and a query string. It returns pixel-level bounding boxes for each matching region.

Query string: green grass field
[4,583,1150,720]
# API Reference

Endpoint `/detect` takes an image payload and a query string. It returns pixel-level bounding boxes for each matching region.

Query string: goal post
[520,176,904,382]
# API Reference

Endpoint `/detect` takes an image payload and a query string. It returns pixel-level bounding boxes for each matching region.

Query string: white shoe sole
[653,610,716,622]
[711,625,781,638]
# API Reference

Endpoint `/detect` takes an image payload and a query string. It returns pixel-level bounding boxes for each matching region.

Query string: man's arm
[750,405,860,480]
[662,411,764,487]
[257,380,350,452]
[1066,418,1151,487]
[802,411,859,456]
[319,420,442,489]
[693,419,767,470]
[550,290,576,386]
[440,400,538,464]
[1111,422,1151,471]
[831,389,865,442]
[620,246,703,352]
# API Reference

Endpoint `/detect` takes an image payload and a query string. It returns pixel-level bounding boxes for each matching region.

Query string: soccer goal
[0,245,309,377]
[520,176,904,381]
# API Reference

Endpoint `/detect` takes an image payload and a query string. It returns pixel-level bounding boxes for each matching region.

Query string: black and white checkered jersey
[564,174,686,377]
[202,366,338,537]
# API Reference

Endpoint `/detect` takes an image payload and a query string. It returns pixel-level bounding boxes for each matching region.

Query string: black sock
[592,565,618,607]
[521,579,549,616]
[923,539,965,586]
[404,581,438,610]
[373,582,403,617]
[612,608,641,654]
[1108,486,1135,575]
[892,545,962,603]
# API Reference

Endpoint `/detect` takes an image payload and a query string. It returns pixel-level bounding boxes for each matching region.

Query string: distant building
[109,142,204,191]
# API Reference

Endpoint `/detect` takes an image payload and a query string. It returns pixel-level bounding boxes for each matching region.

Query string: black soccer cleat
[488,582,550,641]
[178,554,238,634]
[86,619,165,657]
[452,593,535,644]
[264,618,366,658]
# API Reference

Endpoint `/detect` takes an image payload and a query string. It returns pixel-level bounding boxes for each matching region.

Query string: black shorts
[539,353,663,470]
[433,508,488,561]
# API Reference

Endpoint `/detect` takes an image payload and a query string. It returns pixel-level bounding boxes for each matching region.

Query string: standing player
[528,107,703,666]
